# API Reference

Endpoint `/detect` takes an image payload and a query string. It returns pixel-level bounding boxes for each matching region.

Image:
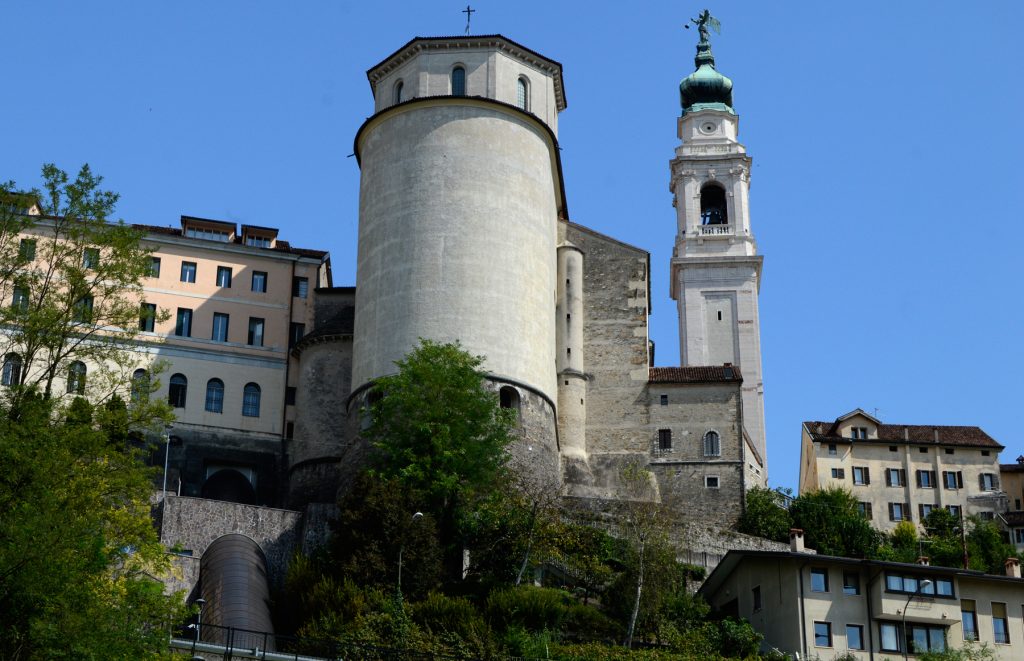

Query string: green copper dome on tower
[679,10,734,115]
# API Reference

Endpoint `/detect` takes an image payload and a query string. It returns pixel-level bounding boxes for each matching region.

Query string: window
[251,271,267,293]
[846,624,864,650]
[831,468,845,479]
[884,573,951,596]
[216,266,232,288]
[516,76,529,111]
[752,585,762,611]
[993,602,1009,644]
[658,429,672,452]
[286,421,294,439]
[139,302,156,332]
[212,313,229,342]
[880,622,901,652]
[828,443,837,456]
[889,502,910,521]
[130,368,149,402]
[205,378,224,413]
[851,426,867,439]
[242,383,261,417]
[66,361,86,395]
[659,394,668,406]
[886,468,906,487]
[890,446,898,452]
[451,66,466,96]
[935,578,953,596]
[853,466,870,485]
[703,430,721,457]
[19,238,36,261]
[704,475,719,488]
[920,503,938,519]
[917,470,937,488]
[393,80,403,105]
[813,621,832,647]
[1016,529,1024,544]
[185,227,230,242]
[499,386,520,411]
[180,261,197,283]
[245,235,271,248]
[843,571,860,595]
[175,308,193,337]
[960,599,978,641]
[289,322,305,348]
[810,568,829,592]
[168,373,187,408]
[11,285,29,312]
[920,447,929,453]
[699,184,727,225]
[285,386,296,406]
[82,247,99,269]
[945,448,954,455]
[907,623,947,653]
[1,354,22,387]
[73,295,94,323]
[149,256,161,277]
[858,501,873,520]
[947,504,962,519]
[981,450,991,457]
[943,471,964,490]
[247,317,265,346]
[980,473,998,491]
[292,276,308,298]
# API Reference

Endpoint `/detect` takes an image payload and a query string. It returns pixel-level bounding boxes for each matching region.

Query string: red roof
[649,365,742,384]
[804,421,1003,450]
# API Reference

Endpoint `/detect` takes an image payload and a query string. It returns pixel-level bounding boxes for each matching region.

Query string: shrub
[487,585,573,632]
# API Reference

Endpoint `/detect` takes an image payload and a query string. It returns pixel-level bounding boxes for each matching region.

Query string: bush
[412,591,492,654]
[487,585,573,632]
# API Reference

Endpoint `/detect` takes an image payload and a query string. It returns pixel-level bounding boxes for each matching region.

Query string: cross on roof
[462,5,475,35]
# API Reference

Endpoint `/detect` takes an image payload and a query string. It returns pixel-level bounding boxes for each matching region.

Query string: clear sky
[3,1,1022,492]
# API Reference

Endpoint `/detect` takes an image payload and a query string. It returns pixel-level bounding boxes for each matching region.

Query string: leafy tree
[0,164,164,401]
[0,392,185,659]
[736,486,791,543]
[964,516,1018,575]
[789,486,881,558]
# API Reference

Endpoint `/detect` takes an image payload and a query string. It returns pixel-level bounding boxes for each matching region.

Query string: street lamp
[161,425,173,498]
[902,579,932,659]
[190,597,206,660]
[397,512,424,597]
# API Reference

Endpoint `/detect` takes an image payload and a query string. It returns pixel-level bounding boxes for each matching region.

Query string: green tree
[366,340,515,556]
[0,164,164,401]
[736,486,791,543]
[0,393,185,660]
[789,486,881,558]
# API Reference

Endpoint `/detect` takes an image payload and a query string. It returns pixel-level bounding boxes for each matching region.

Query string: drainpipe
[279,256,297,504]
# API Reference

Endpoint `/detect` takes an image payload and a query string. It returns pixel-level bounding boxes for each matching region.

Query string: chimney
[1006,558,1021,578]
[790,528,805,553]
[904,427,909,441]
[917,556,930,566]
[934,428,940,443]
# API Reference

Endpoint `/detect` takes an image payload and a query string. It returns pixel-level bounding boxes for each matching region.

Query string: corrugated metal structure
[199,534,276,651]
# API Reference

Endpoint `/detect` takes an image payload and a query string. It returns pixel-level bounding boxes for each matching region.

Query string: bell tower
[669,12,767,474]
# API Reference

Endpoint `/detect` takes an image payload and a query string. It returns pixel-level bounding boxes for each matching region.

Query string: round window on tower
[699,121,717,135]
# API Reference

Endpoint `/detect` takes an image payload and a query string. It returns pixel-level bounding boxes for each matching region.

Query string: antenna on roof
[873,407,880,419]
[462,5,475,35]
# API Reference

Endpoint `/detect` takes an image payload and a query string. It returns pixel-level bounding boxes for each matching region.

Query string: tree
[0,393,184,659]
[365,340,516,555]
[0,164,162,400]
[736,486,791,543]
[789,486,881,558]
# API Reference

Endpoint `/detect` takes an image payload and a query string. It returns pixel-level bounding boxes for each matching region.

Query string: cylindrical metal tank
[352,98,559,403]
[199,534,276,651]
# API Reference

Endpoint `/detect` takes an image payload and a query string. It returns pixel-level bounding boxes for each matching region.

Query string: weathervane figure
[463,5,475,35]
[688,9,721,43]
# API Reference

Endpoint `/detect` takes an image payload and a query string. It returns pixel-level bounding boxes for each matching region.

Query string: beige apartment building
[800,409,1006,532]
[700,534,1024,659]
[4,212,331,505]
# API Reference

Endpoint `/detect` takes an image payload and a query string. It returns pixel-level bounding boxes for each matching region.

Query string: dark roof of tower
[649,365,743,384]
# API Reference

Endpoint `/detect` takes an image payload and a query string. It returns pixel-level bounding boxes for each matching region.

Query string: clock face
[699,121,717,135]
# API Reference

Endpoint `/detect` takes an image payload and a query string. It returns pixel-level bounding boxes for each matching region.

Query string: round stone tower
[349,35,568,485]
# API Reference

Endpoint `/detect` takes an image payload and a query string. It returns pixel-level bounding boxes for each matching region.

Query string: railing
[697,224,734,236]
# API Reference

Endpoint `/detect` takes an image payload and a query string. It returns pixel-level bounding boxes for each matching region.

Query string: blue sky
[3,1,1022,492]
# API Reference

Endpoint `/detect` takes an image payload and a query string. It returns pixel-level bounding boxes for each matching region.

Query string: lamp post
[190,597,206,660]
[161,425,173,499]
[902,579,932,659]
[397,512,424,597]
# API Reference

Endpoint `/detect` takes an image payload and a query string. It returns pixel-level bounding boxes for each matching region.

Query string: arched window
[499,385,520,411]
[451,66,466,96]
[516,76,529,111]
[393,80,404,105]
[703,430,721,457]
[242,382,261,417]
[66,361,86,395]
[1,353,22,387]
[205,378,224,413]
[168,373,187,408]
[700,184,728,225]
[130,368,149,402]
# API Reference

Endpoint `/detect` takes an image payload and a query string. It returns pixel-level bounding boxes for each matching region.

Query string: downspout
[798,560,809,659]
[279,256,296,504]
[866,567,882,661]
